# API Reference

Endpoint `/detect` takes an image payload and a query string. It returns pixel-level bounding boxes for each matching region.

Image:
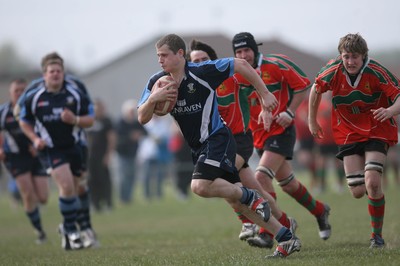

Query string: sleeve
[371,61,400,102]
[19,94,35,125]
[315,58,339,94]
[278,55,311,93]
[0,107,4,130]
[79,93,95,117]
[193,58,235,90]
[138,71,166,108]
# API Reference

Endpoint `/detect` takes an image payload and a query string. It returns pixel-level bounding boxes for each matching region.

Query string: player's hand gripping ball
[153,76,178,116]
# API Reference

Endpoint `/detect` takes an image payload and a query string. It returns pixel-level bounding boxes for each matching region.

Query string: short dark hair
[338,33,369,57]
[156,34,186,57]
[189,39,218,60]
[41,52,64,72]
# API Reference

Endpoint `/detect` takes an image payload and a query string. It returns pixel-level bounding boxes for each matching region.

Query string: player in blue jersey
[189,39,299,249]
[138,34,301,259]
[0,78,49,244]
[14,70,98,248]
[19,52,95,250]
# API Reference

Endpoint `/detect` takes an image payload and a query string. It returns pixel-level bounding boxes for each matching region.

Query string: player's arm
[276,89,308,128]
[372,95,400,122]
[233,58,277,112]
[61,93,95,128]
[61,109,94,128]
[308,83,323,139]
[0,133,5,161]
[18,97,46,150]
[19,120,46,150]
[138,78,176,125]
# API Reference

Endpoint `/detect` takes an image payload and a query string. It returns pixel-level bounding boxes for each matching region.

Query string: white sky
[0,0,399,72]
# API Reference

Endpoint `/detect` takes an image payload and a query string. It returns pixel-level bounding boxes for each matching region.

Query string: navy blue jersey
[139,58,234,149]
[0,102,32,154]
[17,74,92,147]
[20,83,94,149]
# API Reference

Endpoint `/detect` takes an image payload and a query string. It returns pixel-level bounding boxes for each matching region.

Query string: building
[82,33,326,118]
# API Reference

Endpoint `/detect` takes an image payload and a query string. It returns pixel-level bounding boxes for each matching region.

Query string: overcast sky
[0,0,399,72]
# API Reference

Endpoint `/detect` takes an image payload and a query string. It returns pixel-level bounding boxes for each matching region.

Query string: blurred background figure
[294,98,318,192]
[0,78,49,244]
[138,115,173,201]
[314,93,345,193]
[168,123,192,200]
[87,98,115,212]
[115,99,147,204]
[383,116,400,188]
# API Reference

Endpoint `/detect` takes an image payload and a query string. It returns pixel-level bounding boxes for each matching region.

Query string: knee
[349,185,366,198]
[366,180,382,196]
[255,166,275,180]
[37,196,48,205]
[191,182,209,198]
[346,171,366,198]
[277,173,296,192]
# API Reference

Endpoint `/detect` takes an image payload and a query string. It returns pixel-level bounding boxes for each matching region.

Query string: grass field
[0,173,400,266]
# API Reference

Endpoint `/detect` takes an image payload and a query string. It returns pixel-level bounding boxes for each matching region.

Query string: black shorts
[192,126,240,184]
[234,130,254,163]
[38,144,84,177]
[318,144,338,156]
[336,140,389,160]
[4,153,48,178]
[256,125,296,160]
[299,137,315,151]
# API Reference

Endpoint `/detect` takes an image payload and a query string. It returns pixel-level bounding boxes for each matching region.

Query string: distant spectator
[138,115,173,200]
[115,99,147,204]
[87,98,116,212]
[314,94,345,193]
[169,123,192,200]
[294,98,318,191]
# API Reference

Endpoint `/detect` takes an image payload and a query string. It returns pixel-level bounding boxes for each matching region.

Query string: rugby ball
[153,76,178,116]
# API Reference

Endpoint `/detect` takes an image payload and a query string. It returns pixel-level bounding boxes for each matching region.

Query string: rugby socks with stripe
[368,195,385,238]
[26,207,43,233]
[59,196,80,233]
[288,182,325,216]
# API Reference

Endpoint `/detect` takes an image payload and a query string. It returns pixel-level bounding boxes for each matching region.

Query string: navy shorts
[38,144,84,177]
[256,125,296,160]
[192,126,240,184]
[234,130,254,163]
[4,153,48,178]
[336,139,388,160]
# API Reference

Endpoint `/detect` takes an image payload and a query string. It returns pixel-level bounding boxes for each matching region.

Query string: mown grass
[0,173,399,266]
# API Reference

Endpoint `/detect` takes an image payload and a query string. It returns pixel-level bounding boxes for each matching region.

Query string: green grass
[0,174,400,266]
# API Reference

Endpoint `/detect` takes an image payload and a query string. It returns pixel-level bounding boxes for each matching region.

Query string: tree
[0,42,34,76]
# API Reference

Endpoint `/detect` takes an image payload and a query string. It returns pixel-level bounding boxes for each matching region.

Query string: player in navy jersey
[0,78,49,244]
[19,52,95,250]
[189,40,299,250]
[15,72,98,248]
[138,34,301,259]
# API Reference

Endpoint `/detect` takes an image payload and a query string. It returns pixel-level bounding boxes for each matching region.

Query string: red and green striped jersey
[216,75,254,134]
[247,54,311,149]
[315,57,400,145]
